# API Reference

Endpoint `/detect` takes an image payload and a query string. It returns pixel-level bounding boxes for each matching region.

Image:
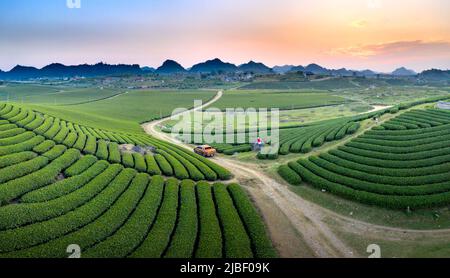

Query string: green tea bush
[132,153,147,172]
[0,165,131,252]
[154,154,173,176]
[83,135,97,155]
[107,142,121,164]
[42,145,67,160]
[83,176,164,258]
[0,135,45,156]
[7,172,149,258]
[73,133,87,151]
[62,132,78,147]
[130,178,179,258]
[0,152,37,169]
[64,155,98,177]
[145,154,162,175]
[96,140,109,160]
[195,182,222,258]
[0,131,35,146]
[121,152,134,168]
[32,140,55,154]
[278,164,302,185]
[0,128,25,139]
[228,184,277,258]
[164,180,197,258]
[213,183,253,258]
[157,150,189,179]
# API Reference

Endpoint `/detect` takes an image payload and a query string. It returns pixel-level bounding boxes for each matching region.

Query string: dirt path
[141,91,448,258]
[142,90,357,257]
[366,104,393,114]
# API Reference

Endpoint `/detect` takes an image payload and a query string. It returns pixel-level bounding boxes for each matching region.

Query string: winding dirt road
[142,91,449,258]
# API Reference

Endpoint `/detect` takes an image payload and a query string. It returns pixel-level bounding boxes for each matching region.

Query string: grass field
[15,89,216,133]
[0,83,123,105]
[206,90,348,111]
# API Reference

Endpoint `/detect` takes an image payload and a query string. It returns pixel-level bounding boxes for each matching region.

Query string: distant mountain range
[190,58,238,73]
[0,59,446,80]
[155,60,186,74]
[391,67,417,76]
[0,63,141,80]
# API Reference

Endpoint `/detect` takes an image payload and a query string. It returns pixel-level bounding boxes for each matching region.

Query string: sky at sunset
[1,0,449,72]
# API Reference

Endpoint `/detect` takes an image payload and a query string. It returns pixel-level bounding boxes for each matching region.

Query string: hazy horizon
[1,0,449,72]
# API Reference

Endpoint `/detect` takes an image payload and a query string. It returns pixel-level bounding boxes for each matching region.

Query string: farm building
[437,101,450,110]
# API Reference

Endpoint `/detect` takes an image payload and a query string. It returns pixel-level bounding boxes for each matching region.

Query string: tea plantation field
[279,108,450,209]
[20,89,217,132]
[0,103,276,258]
[207,90,348,111]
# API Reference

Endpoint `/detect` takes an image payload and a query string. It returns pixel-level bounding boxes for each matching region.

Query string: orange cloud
[330,40,450,58]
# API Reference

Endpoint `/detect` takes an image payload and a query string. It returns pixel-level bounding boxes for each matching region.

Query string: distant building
[437,101,450,110]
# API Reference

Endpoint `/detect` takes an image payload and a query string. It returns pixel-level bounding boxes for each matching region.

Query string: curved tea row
[0,106,275,258]
[279,109,450,209]
[0,103,231,181]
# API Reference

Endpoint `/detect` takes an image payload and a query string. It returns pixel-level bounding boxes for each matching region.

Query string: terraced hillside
[0,103,231,181]
[0,102,275,258]
[279,109,450,209]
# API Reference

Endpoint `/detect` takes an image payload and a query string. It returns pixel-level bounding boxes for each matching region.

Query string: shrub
[108,142,121,164]
[132,153,147,172]
[43,118,61,139]
[213,183,253,258]
[0,156,49,184]
[161,149,204,181]
[149,140,216,181]
[12,171,149,258]
[145,154,162,175]
[73,133,87,151]
[228,184,277,258]
[83,135,97,155]
[278,164,302,185]
[335,123,353,140]
[0,131,35,146]
[0,135,45,156]
[121,152,135,168]
[53,123,69,143]
[164,180,198,258]
[64,155,98,177]
[0,124,18,132]
[16,112,36,127]
[83,176,164,258]
[346,122,360,134]
[389,107,400,114]
[42,145,67,160]
[195,182,222,258]
[0,149,80,204]
[96,140,109,160]
[62,132,78,147]
[154,154,173,176]
[33,140,56,154]
[0,165,131,253]
[7,161,114,227]
[0,128,26,139]
[0,151,37,169]
[223,145,252,155]
[157,150,189,179]
[295,160,450,209]
[24,116,44,130]
[130,178,179,258]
